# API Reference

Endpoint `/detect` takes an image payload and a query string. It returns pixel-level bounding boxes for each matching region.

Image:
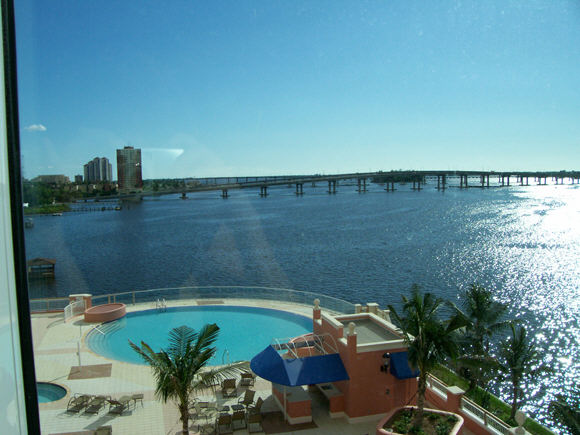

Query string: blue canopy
[390,351,420,379]
[250,345,349,387]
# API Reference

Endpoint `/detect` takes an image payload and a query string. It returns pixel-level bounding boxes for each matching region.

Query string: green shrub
[436,422,451,435]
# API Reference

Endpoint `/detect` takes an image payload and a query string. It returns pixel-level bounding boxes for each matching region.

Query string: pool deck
[32,298,380,434]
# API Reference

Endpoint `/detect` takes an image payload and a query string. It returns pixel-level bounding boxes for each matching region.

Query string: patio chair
[199,401,218,422]
[189,402,210,430]
[221,378,237,398]
[198,422,215,435]
[84,395,108,415]
[216,414,233,434]
[247,397,263,415]
[239,371,256,387]
[237,389,255,408]
[247,412,263,433]
[66,394,92,413]
[231,410,247,430]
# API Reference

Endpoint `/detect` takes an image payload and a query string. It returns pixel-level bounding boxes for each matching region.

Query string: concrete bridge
[114,170,580,201]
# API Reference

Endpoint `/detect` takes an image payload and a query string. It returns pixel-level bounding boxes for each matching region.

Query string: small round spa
[37,382,67,403]
[84,303,126,323]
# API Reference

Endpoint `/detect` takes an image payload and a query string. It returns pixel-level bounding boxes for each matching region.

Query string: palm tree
[129,324,246,434]
[549,393,580,435]
[388,285,468,429]
[451,284,510,392]
[497,323,546,420]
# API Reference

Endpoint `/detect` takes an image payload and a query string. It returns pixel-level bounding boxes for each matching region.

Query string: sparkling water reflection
[25,182,580,428]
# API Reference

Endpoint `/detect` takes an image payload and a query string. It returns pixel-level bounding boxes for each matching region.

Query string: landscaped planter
[376,406,464,435]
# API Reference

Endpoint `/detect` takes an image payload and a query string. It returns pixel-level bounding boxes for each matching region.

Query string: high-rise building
[83,157,112,183]
[116,146,143,192]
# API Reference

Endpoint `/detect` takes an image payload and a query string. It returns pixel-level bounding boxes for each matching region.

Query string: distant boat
[24,218,34,228]
[52,212,63,216]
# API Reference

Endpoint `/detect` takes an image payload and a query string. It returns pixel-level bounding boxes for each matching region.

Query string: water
[37,382,67,403]
[25,181,580,426]
[86,305,312,365]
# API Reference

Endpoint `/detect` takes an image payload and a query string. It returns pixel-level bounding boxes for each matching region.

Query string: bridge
[112,170,580,201]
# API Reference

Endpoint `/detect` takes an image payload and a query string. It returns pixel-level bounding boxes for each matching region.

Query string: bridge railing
[31,286,356,315]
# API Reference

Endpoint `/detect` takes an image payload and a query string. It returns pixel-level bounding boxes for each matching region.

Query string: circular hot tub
[37,382,67,403]
[84,303,126,323]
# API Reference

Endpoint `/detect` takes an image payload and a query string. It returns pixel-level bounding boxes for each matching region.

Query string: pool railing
[30,286,356,315]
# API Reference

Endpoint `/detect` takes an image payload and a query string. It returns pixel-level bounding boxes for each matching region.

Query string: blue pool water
[86,305,312,365]
[37,382,67,403]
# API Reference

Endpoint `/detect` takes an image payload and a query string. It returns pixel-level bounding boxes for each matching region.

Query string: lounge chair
[239,371,256,387]
[221,378,237,398]
[84,395,108,414]
[237,389,255,408]
[66,394,92,413]
[94,426,112,435]
[216,414,233,434]
[231,410,246,430]
[107,397,131,415]
[247,412,263,433]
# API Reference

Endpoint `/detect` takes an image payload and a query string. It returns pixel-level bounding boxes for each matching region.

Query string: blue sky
[15,1,580,179]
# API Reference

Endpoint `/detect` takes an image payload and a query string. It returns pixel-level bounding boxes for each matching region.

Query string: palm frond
[167,325,198,357]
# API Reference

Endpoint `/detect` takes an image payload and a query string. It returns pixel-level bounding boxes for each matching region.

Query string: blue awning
[390,351,420,379]
[250,345,349,387]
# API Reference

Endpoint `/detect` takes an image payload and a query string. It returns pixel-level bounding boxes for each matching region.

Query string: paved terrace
[32,299,380,435]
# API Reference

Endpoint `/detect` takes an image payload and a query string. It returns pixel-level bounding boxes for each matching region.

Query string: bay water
[25,181,580,425]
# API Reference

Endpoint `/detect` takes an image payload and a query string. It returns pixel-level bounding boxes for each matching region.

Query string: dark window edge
[2,0,41,432]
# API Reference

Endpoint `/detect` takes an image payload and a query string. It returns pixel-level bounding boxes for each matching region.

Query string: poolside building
[251,300,418,425]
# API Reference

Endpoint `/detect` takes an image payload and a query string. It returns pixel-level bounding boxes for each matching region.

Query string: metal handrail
[31,286,356,314]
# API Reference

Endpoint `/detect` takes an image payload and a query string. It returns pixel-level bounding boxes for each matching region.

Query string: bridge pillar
[311,181,316,187]
[385,181,395,192]
[480,174,485,188]
[357,178,367,193]
[260,186,268,197]
[295,183,304,195]
[221,189,228,199]
[442,175,446,190]
[328,180,337,194]
[507,175,510,186]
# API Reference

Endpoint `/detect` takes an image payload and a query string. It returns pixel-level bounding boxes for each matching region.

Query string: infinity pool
[86,305,312,365]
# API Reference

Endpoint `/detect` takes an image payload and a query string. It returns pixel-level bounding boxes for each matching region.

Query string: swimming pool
[86,305,312,365]
[37,382,67,403]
